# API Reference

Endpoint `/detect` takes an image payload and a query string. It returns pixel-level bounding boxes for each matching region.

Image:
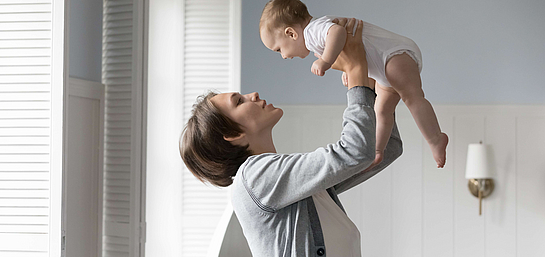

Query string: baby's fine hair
[260,0,312,34]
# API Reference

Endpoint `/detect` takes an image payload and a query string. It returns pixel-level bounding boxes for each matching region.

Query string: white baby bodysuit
[304,15,423,87]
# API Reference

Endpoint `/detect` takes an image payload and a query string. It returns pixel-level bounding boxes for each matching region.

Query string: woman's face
[210,92,283,135]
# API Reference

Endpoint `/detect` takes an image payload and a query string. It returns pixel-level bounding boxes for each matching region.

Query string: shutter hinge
[61,230,66,257]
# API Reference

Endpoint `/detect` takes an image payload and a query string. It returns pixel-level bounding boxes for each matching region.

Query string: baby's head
[259,0,312,59]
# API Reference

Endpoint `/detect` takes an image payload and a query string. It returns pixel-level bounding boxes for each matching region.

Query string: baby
[259,0,449,168]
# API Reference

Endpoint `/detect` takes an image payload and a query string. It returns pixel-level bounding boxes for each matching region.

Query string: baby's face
[260,27,309,60]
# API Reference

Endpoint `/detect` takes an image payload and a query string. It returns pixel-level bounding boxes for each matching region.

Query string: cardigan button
[317,247,325,256]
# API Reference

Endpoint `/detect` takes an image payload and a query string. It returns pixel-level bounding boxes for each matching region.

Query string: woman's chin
[272,108,284,125]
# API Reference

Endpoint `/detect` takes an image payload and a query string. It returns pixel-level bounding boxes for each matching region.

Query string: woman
[180,18,403,257]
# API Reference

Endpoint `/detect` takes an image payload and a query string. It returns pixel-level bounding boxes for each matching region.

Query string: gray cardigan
[231,86,403,257]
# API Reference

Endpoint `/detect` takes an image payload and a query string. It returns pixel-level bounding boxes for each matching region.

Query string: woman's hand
[330,18,371,90]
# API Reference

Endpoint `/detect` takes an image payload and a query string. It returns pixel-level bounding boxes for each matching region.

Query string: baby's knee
[401,93,426,107]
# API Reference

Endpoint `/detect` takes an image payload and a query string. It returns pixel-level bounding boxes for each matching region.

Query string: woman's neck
[247,131,277,155]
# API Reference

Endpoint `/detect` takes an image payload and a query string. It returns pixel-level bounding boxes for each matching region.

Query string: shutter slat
[0,224,48,234]
[0,3,51,13]
[103,19,132,29]
[0,66,51,75]
[0,155,49,162]
[0,39,50,48]
[0,30,50,40]
[0,57,50,66]
[0,111,50,119]
[0,198,49,206]
[0,206,48,215]
[0,188,49,196]
[0,48,51,57]
[0,117,51,126]
[0,13,51,22]
[0,101,50,110]
[0,75,50,83]
[0,136,49,144]
[0,0,51,3]
[0,216,48,224]
[0,21,51,30]
[0,128,50,136]
[0,163,49,171]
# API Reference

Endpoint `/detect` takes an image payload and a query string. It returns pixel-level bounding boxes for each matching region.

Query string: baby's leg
[373,83,400,168]
[385,53,448,168]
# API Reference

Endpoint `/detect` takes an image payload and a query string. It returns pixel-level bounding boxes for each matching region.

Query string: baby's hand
[311,58,332,76]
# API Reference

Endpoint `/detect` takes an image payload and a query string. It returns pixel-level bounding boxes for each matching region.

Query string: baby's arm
[311,24,347,76]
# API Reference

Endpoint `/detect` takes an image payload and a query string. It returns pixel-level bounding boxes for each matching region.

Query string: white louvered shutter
[0,0,63,256]
[181,0,240,256]
[102,0,144,256]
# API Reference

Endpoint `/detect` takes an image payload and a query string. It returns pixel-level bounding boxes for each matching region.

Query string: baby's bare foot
[429,133,448,168]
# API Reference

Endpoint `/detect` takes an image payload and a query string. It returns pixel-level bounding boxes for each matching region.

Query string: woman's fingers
[354,19,363,38]
[332,17,348,27]
[344,19,363,47]
[341,72,348,87]
[345,18,356,35]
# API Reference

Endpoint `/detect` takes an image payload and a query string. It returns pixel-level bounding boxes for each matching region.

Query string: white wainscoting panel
[423,113,454,257]
[516,117,545,257]
[273,104,545,257]
[65,78,104,256]
[391,114,423,257]
[485,115,516,257]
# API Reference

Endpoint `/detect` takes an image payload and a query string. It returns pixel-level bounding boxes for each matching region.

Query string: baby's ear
[284,27,298,40]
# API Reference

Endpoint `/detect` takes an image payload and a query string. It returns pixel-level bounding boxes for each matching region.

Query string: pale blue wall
[241,0,545,104]
[69,0,103,82]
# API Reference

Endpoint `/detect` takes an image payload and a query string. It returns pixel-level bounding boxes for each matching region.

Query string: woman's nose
[250,92,259,101]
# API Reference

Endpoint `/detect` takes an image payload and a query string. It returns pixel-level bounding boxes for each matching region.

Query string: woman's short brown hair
[180,92,252,187]
[259,0,312,34]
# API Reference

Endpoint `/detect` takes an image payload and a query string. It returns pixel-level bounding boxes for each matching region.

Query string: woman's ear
[284,27,298,40]
[223,133,246,143]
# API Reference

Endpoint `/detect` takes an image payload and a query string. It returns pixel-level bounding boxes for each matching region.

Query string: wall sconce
[465,141,495,216]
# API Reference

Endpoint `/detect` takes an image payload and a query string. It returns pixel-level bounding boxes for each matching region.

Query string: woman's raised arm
[330,18,372,90]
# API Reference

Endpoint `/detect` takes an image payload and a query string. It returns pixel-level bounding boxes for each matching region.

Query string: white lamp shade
[465,143,494,179]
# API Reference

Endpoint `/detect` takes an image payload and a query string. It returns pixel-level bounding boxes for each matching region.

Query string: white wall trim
[145,0,184,256]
